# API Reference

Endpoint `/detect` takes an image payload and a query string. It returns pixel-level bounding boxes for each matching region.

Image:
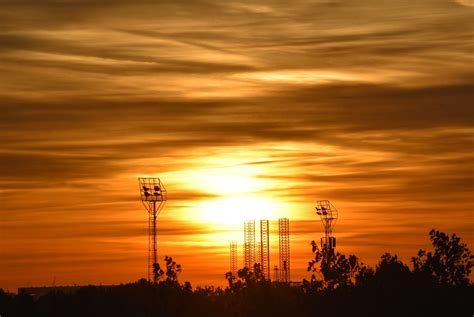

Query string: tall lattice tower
[315,200,338,250]
[244,220,255,269]
[230,241,238,276]
[260,219,270,279]
[279,218,290,283]
[138,177,167,283]
[255,242,261,266]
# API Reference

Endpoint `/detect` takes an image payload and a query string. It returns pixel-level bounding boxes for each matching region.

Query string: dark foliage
[412,229,473,286]
[153,256,182,285]
[1,230,472,317]
[303,240,374,291]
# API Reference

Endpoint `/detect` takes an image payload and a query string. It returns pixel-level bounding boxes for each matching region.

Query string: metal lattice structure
[255,242,261,266]
[315,200,338,250]
[260,219,270,279]
[244,220,255,269]
[230,241,238,276]
[279,218,290,283]
[138,177,167,283]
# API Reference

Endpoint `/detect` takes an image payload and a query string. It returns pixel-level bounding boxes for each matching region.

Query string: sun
[163,150,290,225]
[186,168,280,224]
[184,164,281,224]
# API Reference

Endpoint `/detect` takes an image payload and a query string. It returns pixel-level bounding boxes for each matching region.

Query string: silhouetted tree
[233,263,266,288]
[303,240,370,291]
[162,256,182,283]
[374,253,412,292]
[354,263,375,287]
[412,229,473,286]
[376,253,411,277]
[224,271,242,292]
[153,262,164,283]
[152,256,183,285]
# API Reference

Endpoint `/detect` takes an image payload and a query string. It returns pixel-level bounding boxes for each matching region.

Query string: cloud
[454,0,474,7]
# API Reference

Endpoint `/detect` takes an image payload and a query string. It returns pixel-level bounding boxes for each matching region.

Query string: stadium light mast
[138,177,167,283]
[315,200,338,250]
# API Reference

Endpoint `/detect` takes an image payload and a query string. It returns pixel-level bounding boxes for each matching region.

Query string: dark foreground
[1,280,472,317]
[1,229,472,317]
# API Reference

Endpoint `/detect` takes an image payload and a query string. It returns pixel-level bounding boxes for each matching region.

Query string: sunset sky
[0,0,473,291]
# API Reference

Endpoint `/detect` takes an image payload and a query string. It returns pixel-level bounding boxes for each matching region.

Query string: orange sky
[0,0,473,292]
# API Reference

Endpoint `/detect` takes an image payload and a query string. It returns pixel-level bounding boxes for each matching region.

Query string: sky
[0,0,473,291]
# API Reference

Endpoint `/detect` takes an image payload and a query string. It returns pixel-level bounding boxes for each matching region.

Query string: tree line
[1,229,472,317]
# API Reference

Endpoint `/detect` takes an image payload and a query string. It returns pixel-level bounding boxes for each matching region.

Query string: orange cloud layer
[1,0,473,291]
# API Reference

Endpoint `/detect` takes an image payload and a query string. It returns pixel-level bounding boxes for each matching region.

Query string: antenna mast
[138,177,167,283]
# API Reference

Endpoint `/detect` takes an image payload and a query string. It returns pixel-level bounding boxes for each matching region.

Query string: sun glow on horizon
[188,166,282,224]
[161,150,291,225]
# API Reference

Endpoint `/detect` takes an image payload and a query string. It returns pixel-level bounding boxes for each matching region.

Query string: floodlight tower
[315,200,338,250]
[138,177,167,283]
